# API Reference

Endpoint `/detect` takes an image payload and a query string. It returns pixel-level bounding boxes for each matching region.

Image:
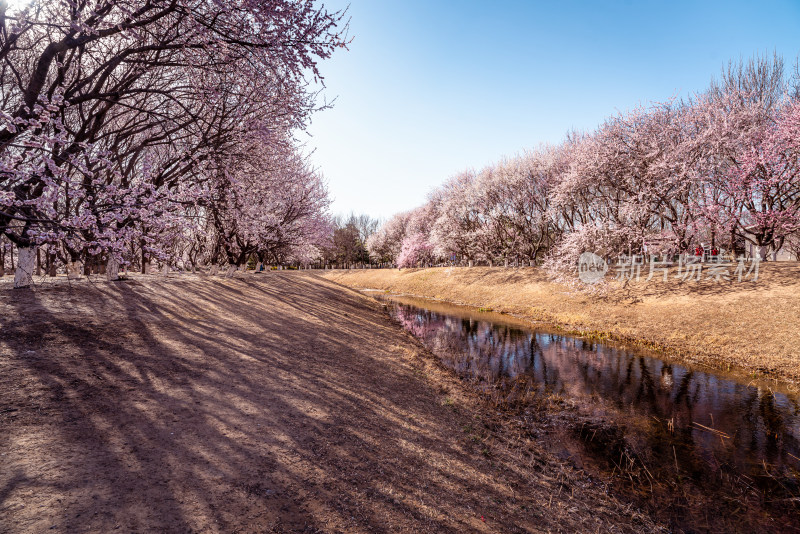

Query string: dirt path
[0,272,659,533]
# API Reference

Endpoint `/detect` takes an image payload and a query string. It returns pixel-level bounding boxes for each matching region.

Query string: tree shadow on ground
[0,273,655,533]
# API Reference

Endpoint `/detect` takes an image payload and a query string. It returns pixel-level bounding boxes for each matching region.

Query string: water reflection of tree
[759,389,784,462]
[387,299,800,476]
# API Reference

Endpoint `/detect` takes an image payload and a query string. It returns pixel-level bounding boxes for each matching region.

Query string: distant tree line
[319,213,380,268]
[369,54,800,271]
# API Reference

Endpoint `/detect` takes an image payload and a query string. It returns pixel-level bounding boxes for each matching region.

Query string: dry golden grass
[322,264,800,387]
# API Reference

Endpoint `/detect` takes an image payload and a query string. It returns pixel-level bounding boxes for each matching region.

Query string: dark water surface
[372,292,800,487]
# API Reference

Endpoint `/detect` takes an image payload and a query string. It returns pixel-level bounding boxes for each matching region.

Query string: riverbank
[321,265,800,387]
[0,272,660,533]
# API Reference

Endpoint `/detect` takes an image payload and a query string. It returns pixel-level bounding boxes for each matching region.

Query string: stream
[370,291,800,527]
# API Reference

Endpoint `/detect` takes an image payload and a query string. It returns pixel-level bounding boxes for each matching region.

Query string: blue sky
[305,0,800,220]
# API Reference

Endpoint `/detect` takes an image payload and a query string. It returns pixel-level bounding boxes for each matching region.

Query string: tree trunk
[468,260,473,268]
[14,246,36,289]
[225,264,237,278]
[162,264,170,277]
[107,257,120,281]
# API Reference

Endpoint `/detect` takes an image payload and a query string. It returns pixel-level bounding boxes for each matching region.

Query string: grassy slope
[322,264,800,386]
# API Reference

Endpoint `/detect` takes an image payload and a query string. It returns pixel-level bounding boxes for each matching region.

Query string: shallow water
[373,292,800,485]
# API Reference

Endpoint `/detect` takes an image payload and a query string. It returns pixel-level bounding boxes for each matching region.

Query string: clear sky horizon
[304,0,800,221]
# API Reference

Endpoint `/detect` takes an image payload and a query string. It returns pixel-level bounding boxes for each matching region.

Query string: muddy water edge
[367,291,800,533]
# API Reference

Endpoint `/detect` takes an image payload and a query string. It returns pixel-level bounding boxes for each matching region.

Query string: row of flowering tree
[0,0,348,287]
[370,55,800,272]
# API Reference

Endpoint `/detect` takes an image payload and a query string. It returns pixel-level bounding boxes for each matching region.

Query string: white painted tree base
[67,261,83,280]
[13,246,36,288]
[107,258,120,281]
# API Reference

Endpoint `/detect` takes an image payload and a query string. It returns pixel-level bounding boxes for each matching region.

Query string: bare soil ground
[0,272,661,533]
[322,264,800,387]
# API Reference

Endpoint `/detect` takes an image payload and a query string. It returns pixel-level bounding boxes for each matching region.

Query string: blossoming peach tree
[0,0,347,287]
